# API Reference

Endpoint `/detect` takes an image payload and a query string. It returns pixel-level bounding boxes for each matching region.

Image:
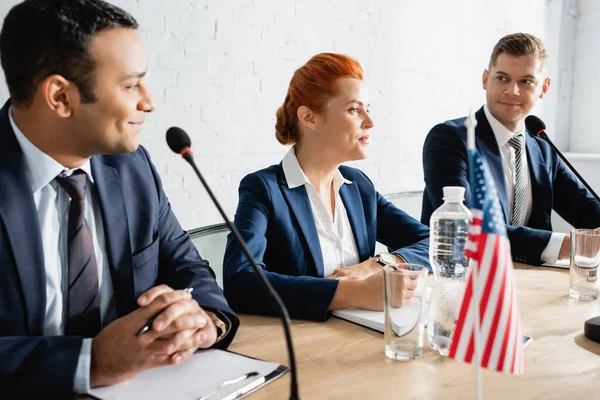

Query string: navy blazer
[223,164,430,322]
[421,106,600,265]
[0,101,239,398]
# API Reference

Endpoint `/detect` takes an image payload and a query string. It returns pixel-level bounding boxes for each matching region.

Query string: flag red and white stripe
[448,149,525,376]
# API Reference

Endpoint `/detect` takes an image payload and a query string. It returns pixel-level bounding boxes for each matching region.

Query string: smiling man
[421,33,600,266]
[0,0,238,397]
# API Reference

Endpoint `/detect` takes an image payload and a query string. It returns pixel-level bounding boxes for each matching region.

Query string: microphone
[166,127,300,400]
[525,115,600,203]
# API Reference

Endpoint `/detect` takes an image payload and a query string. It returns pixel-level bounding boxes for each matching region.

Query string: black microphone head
[525,115,546,136]
[166,127,192,154]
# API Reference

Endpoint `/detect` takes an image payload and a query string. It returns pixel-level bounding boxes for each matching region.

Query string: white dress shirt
[484,105,565,263]
[9,108,114,393]
[282,147,360,277]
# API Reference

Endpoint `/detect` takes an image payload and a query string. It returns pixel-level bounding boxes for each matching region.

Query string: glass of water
[383,264,429,360]
[570,229,600,300]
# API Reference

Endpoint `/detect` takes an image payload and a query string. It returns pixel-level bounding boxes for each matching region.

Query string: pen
[135,287,194,337]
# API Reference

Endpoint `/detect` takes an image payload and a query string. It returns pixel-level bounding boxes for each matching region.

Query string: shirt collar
[281,146,352,191]
[483,104,525,149]
[9,106,94,193]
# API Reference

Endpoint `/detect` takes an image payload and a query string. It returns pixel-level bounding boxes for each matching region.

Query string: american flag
[448,148,525,375]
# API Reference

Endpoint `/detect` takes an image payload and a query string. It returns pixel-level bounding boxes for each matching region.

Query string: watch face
[380,252,396,265]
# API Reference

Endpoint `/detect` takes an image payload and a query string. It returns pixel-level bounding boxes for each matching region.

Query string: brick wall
[0,0,550,229]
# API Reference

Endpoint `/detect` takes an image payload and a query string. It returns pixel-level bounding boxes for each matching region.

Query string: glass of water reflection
[570,229,600,300]
[383,264,429,360]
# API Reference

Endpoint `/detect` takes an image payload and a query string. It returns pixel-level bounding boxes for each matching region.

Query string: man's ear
[297,105,318,131]
[41,74,79,118]
[539,77,551,99]
[482,69,490,90]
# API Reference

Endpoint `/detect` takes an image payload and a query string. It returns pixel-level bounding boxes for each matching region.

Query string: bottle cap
[584,316,600,343]
[442,186,466,202]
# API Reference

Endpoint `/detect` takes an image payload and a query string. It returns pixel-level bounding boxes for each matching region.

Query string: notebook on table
[542,259,569,269]
[333,309,386,332]
[87,349,287,400]
[333,301,423,334]
[333,286,432,333]
[333,287,533,348]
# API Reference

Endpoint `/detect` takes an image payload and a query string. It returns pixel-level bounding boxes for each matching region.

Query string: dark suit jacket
[223,163,430,321]
[0,100,239,398]
[421,106,600,265]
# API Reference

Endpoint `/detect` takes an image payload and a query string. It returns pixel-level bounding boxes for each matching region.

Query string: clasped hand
[90,284,217,387]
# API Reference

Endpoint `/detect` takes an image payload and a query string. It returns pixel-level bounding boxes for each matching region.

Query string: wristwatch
[375,252,400,267]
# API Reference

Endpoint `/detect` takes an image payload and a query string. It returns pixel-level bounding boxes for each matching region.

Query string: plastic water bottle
[428,186,471,356]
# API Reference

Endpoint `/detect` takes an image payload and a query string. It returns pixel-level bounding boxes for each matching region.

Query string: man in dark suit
[422,33,600,266]
[0,1,238,397]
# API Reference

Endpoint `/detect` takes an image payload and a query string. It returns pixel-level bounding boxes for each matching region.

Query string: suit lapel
[0,101,45,334]
[475,108,510,223]
[91,158,136,316]
[278,168,325,277]
[339,182,369,260]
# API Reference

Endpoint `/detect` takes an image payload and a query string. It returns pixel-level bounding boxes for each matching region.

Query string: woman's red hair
[275,53,364,145]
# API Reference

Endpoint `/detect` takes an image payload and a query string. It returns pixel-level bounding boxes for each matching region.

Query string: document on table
[542,259,569,269]
[333,287,432,333]
[87,349,287,400]
[332,308,386,332]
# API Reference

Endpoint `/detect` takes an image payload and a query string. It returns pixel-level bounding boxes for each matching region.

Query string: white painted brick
[161,175,185,193]
[266,0,295,15]
[164,10,214,38]
[213,74,235,89]
[0,0,566,229]
[238,7,274,28]
[135,2,166,32]
[213,52,254,74]
[197,102,232,123]
[234,73,261,92]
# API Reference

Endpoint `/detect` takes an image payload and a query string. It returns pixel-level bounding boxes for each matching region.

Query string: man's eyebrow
[120,70,147,80]
[495,71,537,80]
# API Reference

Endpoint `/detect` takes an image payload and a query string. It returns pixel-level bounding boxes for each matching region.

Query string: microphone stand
[180,150,300,400]
[537,131,600,203]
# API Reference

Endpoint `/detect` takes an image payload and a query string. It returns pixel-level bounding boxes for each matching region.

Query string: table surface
[228,264,600,400]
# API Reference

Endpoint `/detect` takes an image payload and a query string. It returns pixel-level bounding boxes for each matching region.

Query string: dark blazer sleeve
[422,123,552,266]
[0,336,84,398]
[422,123,471,222]
[141,147,239,347]
[550,152,600,229]
[374,191,431,270]
[223,172,339,322]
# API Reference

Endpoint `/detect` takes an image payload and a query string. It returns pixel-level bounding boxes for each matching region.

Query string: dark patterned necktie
[56,169,101,337]
[507,134,525,226]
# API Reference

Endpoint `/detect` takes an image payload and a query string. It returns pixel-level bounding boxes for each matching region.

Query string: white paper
[88,349,281,400]
[541,259,569,269]
[332,308,386,332]
[333,287,431,333]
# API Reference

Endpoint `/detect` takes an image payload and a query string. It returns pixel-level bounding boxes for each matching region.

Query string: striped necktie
[56,169,101,337]
[507,134,525,226]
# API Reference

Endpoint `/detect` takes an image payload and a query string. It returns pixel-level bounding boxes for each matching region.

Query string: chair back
[188,223,231,289]
[384,191,424,220]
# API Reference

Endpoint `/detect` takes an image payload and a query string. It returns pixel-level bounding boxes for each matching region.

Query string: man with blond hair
[421,33,600,266]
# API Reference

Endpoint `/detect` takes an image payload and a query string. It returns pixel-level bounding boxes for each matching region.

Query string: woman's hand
[329,257,381,280]
[328,267,418,311]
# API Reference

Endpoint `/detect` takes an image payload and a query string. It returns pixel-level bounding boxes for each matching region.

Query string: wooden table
[229,265,600,399]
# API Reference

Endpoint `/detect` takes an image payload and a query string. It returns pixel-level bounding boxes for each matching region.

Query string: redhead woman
[223,53,430,321]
